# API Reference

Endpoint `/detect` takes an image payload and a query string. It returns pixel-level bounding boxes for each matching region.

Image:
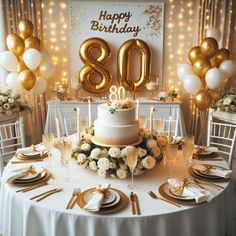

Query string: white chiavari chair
[207,120,236,169]
[0,116,25,174]
[64,116,77,136]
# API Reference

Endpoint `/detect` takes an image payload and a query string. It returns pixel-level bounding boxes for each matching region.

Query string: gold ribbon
[195,145,209,154]
[92,185,111,197]
[21,165,37,175]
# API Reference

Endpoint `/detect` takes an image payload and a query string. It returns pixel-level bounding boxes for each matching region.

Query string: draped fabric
[192,0,236,145]
[0,0,45,144]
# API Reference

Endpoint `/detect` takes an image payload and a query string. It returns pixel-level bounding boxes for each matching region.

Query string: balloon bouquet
[177,27,236,111]
[0,19,54,95]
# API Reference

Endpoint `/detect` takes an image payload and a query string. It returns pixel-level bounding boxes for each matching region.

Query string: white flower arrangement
[211,87,236,113]
[0,90,31,115]
[107,98,134,114]
[72,127,164,178]
[145,81,158,91]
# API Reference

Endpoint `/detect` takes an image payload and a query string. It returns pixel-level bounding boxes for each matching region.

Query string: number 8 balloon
[117,39,151,92]
[79,37,112,93]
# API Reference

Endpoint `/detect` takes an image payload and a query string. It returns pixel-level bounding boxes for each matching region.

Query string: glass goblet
[42,133,54,167]
[183,135,194,167]
[165,143,178,178]
[138,116,147,129]
[127,148,138,190]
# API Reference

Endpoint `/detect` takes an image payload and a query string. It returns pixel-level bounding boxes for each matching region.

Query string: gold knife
[16,182,48,193]
[36,188,62,202]
[130,192,136,215]
[30,188,61,200]
[133,193,141,215]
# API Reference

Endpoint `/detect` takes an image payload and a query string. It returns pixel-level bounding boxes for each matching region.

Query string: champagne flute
[153,118,163,136]
[138,116,147,129]
[182,135,194,167]
[127,148,138,190]
[42,133,54,167]
[165,143,178,178]
[80,116,88,131]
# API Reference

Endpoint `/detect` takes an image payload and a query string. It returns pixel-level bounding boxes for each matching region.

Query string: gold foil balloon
[188,46,204,64]
[118,38,151,91]
[6,33,25,56]
[193,58,211,78]
[19,70,36,90]
[79,37,112,93]
[25,36,41,50]
[16,58,28,73]
[214,48,230,67]
[19,20,34,40]
[194,90,212,111]
[200,37,218,58]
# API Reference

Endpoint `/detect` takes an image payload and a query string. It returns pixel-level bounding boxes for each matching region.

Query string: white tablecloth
[0,149,234,236]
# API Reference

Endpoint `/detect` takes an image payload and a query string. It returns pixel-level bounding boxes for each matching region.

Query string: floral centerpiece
[211,87,236,113]
[72,127,167,178]
[0,90,31,116]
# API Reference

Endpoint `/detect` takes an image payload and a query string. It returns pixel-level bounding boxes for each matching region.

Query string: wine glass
[182,135,194,167]
[153,118,163,136]
[138,116,147,129]
[42,133,54,167]
[127,148,138,190]
[165,143,178,178]
[60,137,72,181]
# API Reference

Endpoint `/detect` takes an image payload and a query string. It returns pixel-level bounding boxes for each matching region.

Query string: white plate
[199,151,212,156]
[14,167,45,181]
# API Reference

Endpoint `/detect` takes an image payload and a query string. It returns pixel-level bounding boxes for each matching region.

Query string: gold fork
[148,191,181,208]
[66,188,81,209]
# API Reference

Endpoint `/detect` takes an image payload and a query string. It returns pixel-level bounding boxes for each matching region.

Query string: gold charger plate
[9,169,52,186]
[159,183,198,205]
[91,136,143,148]
[77,187,128,214]
[14,169,47,183]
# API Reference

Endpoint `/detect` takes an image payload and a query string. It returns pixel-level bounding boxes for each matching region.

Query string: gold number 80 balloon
[117,39,151,91]
[79,37,112,93]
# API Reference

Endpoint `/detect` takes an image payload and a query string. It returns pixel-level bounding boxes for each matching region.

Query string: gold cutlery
[35,188,62,202]
[16,182,48,193]
[30,188,62,201]
[133,192,141,215]
[11,159,44,164]
[148,191,181,208]
[193,178,224,190]
[66,188,81,209]
[130,192,136,215]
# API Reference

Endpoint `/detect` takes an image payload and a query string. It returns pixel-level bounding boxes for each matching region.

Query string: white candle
[168,116,172,143]
[55,118,61,139]
[136,100,139,120]
[88,100,91,127]
[76,107,80,142]
[150,106,154,138]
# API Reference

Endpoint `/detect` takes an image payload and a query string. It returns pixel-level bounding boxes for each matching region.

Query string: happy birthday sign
[90,10,141,37]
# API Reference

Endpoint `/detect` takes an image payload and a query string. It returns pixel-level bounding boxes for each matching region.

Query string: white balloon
[0,51,18,72]
[39,62,54,79]
[206,27,221,41]
[40,49,50,62]
[219,60,236,78]
[205,68,225,89]
[177,63,193,81]
[183,74,201,95]
[5,72,22,92]
[23,48,42,71]
[34,77,47,95]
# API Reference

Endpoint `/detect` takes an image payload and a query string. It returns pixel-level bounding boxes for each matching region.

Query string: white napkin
[193,164,232,178]
[2,166,44,183]
[168,178,213,203]
[83,183,110,212]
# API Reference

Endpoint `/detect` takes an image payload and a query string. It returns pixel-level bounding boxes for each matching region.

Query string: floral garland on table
[72,127,167,178]
[0,90,31,115]
[211,87,236,113]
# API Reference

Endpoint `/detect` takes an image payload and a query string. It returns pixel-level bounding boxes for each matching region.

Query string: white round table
[0,148,234,236]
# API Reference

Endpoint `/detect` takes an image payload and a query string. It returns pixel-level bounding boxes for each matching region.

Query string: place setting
[192,146,223,161]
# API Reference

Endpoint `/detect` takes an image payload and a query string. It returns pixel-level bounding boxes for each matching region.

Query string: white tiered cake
[93,103,140,146]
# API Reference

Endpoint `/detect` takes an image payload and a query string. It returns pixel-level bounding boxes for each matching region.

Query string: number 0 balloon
[118,39,151,92]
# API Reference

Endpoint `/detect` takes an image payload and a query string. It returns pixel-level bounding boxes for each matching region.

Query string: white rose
[98,168,106,177]
[109,147,121,158]
[97,157,110,171]
[90,148,101,159]
[80,143,91,151]
[8,98,14,104]
[83,133,93,142]
[142,155,156,169]
[147,139,158,149]
[152,146,161,158]
[100,149,109,158]
[116,168,128,179]
[3,103,10,110]
[89,161,97,170]
[223,97,232,106]
[137,148,147,157]
[77,153,87,164]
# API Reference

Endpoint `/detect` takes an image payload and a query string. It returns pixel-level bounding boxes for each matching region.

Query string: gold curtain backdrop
[1,0,236,145]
